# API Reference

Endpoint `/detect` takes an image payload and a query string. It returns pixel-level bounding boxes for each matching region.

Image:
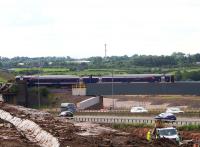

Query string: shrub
[112,123,153,129]
[178,124,200,131]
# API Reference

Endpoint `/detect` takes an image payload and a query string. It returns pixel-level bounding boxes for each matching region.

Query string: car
[60,103,77,113]
[166,107,184,114]
[154,112,176,121]
[155,127,181,144]
[59,111,73,117]
[130,106,148,113]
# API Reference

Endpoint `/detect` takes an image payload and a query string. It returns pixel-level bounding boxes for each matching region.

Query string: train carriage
[16,74,174,86]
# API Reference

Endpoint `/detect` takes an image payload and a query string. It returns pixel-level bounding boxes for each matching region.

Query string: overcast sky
[0,0,200,58]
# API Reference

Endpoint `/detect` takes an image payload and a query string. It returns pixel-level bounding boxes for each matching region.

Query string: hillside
[0,69,15,82]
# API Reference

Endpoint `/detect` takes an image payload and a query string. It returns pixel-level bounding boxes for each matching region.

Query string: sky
[0,0,200,58]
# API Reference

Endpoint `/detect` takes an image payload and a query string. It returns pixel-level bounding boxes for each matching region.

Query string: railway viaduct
[86,82,200,95]
[2,81,200,107]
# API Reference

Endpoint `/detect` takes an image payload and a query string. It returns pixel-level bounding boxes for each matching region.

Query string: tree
[175,71,182,81]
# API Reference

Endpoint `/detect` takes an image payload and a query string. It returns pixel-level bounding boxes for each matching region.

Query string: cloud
[0,0,200,57]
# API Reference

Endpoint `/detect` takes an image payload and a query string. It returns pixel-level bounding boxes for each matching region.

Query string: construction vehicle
[151,113,195,145]
[152,122,181,144]
[151,113,181,144]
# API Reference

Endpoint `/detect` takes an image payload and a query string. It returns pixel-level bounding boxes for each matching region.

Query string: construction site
[2,0,200,146]
[0,101,200,147]
[0,79,200,147]
[0,74,200,147]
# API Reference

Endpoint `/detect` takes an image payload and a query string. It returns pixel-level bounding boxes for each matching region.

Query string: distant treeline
[1,52,200,68]
[1,52,200,81]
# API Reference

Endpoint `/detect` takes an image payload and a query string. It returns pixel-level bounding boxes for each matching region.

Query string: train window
[161,76,165,82]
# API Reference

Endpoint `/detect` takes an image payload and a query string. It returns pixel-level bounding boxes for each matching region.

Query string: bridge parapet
[86,82,200,95]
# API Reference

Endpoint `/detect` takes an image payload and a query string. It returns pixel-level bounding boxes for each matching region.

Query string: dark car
[59,111,73,117]
[60,103,77,113]
[154,112,176,121]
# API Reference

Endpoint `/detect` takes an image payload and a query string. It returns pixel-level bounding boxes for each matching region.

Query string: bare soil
[0,103,199,147]
[0,120,39,147]
[48,89,200,109]
[103,95,200,109]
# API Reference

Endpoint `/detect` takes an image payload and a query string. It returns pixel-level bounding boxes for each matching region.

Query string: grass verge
[109,123,200,132]
[111,123,153,129]
[178,124,200,131]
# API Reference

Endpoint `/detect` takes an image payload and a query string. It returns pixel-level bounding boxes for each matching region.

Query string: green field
[12,67,155,76]
[0,70,15,82]
[13,68,70,75]
[13,67,70,72]
[11,66,200,78]
[0,77,6,82]
[12,68,129,76]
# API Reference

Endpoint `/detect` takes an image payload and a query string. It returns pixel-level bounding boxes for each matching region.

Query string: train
[15,74,174,86]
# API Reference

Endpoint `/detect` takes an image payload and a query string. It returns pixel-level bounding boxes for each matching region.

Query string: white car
[59,111,73,117]
[130,106,148,113]
[166,107,184,114]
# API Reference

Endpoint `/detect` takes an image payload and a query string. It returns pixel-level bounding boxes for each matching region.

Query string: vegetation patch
[110,123,200,132]
[111,123,153,129]
[178,124,200,131]
[13,68,70,75]
[0,76,6,82]
[0,69,14,82]
[0,53,199,80]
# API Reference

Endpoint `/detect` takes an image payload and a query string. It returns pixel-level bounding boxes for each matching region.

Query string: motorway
[75,115,200,121]
[72,115,200,126]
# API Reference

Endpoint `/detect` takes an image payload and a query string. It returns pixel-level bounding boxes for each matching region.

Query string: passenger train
[15,74,174,86]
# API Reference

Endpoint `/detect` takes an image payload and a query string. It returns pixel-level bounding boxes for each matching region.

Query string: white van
[130,106,148,113]
[166,107,184,114]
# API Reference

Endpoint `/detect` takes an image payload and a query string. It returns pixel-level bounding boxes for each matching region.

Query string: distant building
[18,63,25,66]
[48,62,53,65]
[67,60,90,64]
[196,62,200,65]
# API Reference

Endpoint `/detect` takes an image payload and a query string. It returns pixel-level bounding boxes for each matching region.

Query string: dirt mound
[181,131,200,140]
[0,103,197,147]
[0,120,39,147]
[87,133,179,147]
[151,138,178,147]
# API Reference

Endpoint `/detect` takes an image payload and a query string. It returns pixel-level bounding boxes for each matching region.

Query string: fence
[77,109,200,113]
[76,110,200,118]
[73,116,200,126]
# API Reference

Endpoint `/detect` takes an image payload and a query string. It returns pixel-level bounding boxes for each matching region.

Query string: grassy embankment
[13,68,70,75]
[12,66,200,76]
[12,68,128,76]
[0,69,14,82]
[111,123,200,131]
